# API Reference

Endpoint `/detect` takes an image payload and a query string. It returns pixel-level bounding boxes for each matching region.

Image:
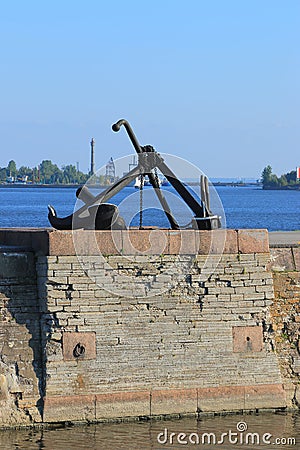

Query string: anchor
[48,119,221,230]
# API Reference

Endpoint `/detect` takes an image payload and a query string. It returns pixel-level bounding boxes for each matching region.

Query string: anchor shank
[147,171,179,230]
[112,119,143,155]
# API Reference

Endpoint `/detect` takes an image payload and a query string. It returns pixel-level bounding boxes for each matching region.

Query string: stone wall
[0,249,42,426]
[0,229,289,426]
[268,245,300,408]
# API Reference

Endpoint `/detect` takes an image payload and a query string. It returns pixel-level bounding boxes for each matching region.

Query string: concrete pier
[0,229,299,427]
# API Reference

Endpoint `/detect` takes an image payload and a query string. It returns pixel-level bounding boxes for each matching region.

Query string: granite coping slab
[0,228,269,256]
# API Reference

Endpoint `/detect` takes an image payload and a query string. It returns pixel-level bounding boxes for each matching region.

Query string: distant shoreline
[0,182,262,189]
[263,185,300,191]
[0,183,88,189]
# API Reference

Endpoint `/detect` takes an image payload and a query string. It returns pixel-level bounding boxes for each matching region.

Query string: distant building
[105,157,116,184]
[6,175,28,184]
[90,138,95,175]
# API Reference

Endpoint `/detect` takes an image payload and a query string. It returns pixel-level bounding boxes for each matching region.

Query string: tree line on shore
[2,159,298,189]
[0,159,108,185]
[261,166,300,189]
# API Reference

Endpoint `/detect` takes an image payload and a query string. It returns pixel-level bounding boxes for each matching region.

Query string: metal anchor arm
[157,160,207,218]
[147,171,179,230]
[74,163,143,216]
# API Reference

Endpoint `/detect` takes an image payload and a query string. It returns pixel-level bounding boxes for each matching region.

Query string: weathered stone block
[43,395,96,422]
[196,230,238,255]
[268,247,295,272]
[96,391,150,419]
[122,229,168,255]
[168,230,198,254]
[237,229,269,253]
[293,247,300,271]
[62,332,96,361]
[232,326,263,353]
[197,386,245,412]
[151,388,197,416]
[244,384,286,409]
[0,252,36,280]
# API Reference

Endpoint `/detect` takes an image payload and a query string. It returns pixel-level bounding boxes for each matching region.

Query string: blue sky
[0,0,299,178]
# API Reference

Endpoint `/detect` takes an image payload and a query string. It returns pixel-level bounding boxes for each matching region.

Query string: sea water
[0,412,299,449]
[0,185,299,230]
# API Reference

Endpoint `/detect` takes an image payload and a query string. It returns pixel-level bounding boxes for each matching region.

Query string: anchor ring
[73,343,85,358]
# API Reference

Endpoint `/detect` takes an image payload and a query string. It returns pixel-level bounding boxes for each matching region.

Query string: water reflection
[0,412,299,450]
